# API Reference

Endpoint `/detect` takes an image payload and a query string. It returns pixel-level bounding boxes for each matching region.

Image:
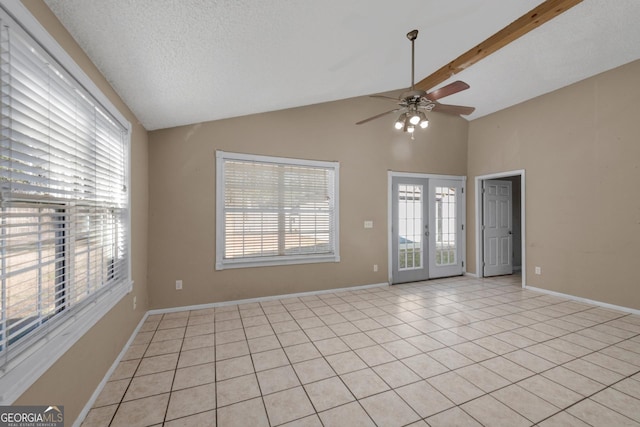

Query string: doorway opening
[474,170,525,288]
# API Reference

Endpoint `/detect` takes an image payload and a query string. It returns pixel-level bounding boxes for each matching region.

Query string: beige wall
[14,1,149,422]
[467,59,640,309]
[148,97,468,308]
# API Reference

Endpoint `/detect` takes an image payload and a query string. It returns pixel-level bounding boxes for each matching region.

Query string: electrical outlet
[373,264,378,272]
[535,266,541,275]
[176,280,183,290]
[133,296,137,310]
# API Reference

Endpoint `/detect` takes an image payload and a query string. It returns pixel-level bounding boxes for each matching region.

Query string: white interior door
[392,177,429,284]
[428,179,464,278]
[483,179,513,276]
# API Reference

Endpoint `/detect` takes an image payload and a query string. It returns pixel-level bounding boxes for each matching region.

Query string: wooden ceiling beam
[415,0,583,92]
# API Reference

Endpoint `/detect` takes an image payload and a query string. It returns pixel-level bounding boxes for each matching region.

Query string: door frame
[388,171,466,285]
[474,169,526,288]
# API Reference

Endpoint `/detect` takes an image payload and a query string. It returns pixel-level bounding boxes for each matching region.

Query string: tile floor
[81,275,640,426]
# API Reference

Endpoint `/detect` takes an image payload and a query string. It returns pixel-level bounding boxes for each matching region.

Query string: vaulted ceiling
[44,0,640,131]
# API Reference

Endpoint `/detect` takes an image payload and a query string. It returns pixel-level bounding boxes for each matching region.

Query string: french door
[391,175,464,284]
[428,179,464,278]
[392,177,429,284]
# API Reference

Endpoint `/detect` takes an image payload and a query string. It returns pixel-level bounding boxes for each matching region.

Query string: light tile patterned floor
[82,275,640,426]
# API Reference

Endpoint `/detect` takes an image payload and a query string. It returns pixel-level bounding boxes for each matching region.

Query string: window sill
[216,254,340,270]
[0,280,132,405]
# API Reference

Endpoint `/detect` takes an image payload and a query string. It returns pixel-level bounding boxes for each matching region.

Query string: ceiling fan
[356,29,475,139]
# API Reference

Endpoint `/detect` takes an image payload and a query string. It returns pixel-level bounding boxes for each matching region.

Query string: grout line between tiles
[79,275,640,427]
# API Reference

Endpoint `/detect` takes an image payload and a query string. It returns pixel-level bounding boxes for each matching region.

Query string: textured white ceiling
[43,0,640,131]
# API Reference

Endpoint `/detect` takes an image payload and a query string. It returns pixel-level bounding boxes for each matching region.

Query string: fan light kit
[356,29,475,140]
[394,110,428,132]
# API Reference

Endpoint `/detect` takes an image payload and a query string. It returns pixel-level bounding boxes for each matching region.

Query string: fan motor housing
[401,89,428,102]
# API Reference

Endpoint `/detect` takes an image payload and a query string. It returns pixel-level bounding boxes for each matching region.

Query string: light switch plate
[364,220,373,229]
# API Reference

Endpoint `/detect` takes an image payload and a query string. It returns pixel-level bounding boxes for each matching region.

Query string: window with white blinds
[216,151,339,269]
[0,2,130,390]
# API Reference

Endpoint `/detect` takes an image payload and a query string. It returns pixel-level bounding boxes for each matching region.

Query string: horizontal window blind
[217,152,339,269]
[0,7,129,368]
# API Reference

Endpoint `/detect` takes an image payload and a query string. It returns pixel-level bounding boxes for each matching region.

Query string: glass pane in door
[434,186,456,266]
[397,184,423,270]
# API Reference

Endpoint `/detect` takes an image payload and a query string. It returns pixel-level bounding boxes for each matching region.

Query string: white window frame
[216,151,340,270]
[0,1,132,404]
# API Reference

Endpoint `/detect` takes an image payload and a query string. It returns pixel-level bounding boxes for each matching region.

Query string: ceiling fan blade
[370,94,400,101]
[431,103,475,116]
[356,108,400,125]
[426,81,470,101]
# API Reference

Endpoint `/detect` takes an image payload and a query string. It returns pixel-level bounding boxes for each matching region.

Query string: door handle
[508,231,513,235]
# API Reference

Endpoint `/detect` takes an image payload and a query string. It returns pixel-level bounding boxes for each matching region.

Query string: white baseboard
[73,312,149,427]
[464,271,478,278]
[524,285,640,316]
[148,282,390,316]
